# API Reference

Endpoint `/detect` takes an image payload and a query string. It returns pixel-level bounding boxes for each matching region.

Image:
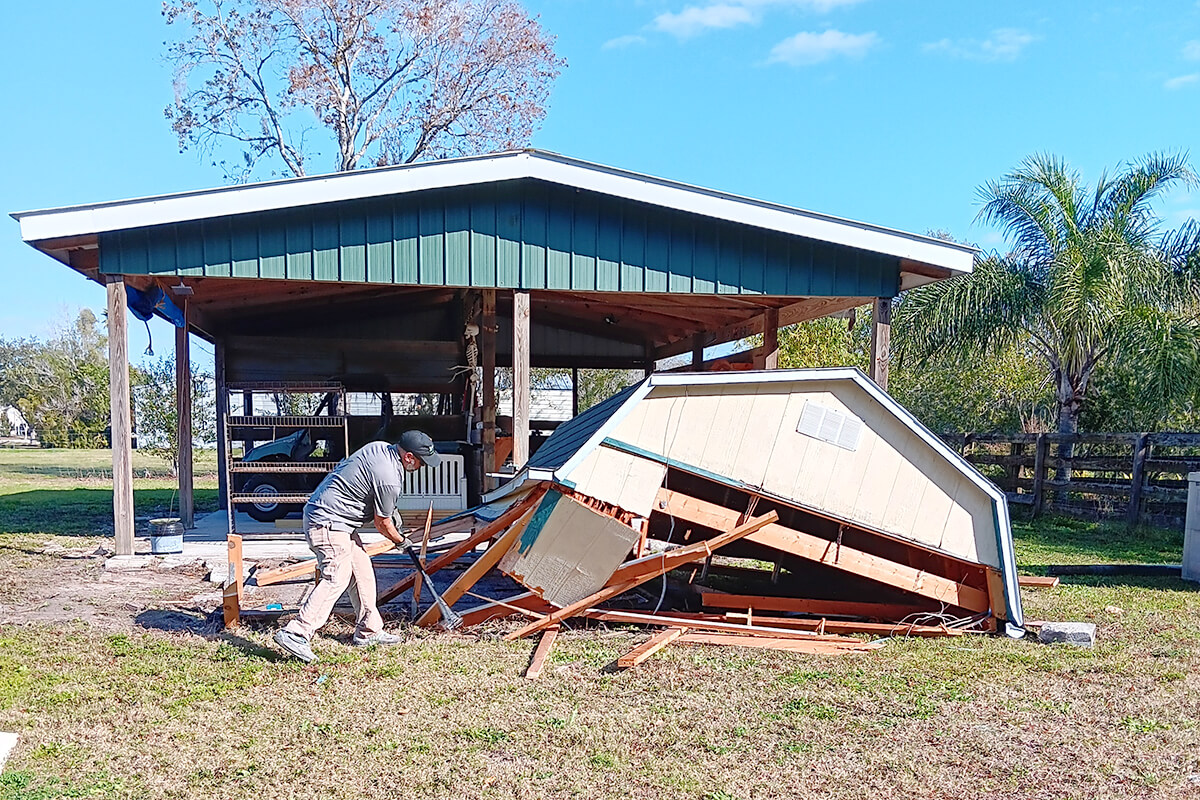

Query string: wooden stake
[412,502,434,610]
[222,534,243,628]
[524,625,560,679]
[617,627,687,668]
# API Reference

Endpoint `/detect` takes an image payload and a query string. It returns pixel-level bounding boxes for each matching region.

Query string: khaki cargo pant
[283,523,384,641]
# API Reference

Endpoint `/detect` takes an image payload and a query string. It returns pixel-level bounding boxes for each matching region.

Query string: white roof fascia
[14,150,975,274]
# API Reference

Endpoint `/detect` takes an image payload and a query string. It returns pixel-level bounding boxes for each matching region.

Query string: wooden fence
[940,432,1200,528]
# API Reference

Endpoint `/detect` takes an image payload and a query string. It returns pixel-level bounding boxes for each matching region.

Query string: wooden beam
[617,627,687,668]
[1018,575,1061,588]
[870,297,891,389]
[457,591,556,627]
[504,511,779,641]
[656,489,990,612]
[761,308,779,370]
[691,334,705,368]
[720,613,964,637]
[575,609,877,644]
[415,503,536,626]
[175,309,194,529]
[222,534,243,628]
[376,486,547,604]
[676,632,880,654]
[524,625,560,679]
[699,592,929,620]
[106,276,134,556]
[412,503,435,611]
[214,338,229,512]
[512,290,530,469]
[482,290,496,492]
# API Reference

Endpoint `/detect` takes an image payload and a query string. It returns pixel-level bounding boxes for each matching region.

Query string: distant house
[1,406,34,441]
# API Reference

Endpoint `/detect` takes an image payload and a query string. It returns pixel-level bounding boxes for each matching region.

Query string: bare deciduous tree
[164,0,565,179]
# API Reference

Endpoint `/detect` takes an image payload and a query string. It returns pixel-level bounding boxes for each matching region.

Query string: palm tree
[895,152,1200,441]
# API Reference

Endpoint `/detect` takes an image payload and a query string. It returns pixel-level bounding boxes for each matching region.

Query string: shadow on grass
[1049,574,1200,592]
[0,487,219,536]
[134,608,288,661]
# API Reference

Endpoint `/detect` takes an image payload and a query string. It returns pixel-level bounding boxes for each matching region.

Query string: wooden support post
[1031,433,1048,518]
[175,312,194,529]
[691,334,705,369]
[482,290,496,492]
[222,533,243,628]
[106,276,135,556]
[524,625,559,679]
[1127,433,1150,526]
[214,339,229,512]
[512,289,530,469]
[571,366,580,417]
[761,308,779,370]
[870,297,891,389]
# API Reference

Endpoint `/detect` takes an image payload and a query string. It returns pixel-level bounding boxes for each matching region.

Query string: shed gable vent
[797,401,863,451]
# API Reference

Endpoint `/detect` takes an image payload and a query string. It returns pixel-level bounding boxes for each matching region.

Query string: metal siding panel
[715,226,740,294]
[620,210,645,292]
[496,194,522,288]
[230,216,259,278]
[644,210,669,293]
[175,221,205,277]
[120,230,150,274]
[445,198,470,286]
[312,214,340,282]
[595,202,622,291]
[740,234,764,295]
[146,227,176,275]
[546,196,572,290]
[829,247,860,296]
[522,185,547,289]
[470,197,497,287]
[763,235,789,295]
[692,224,717,294]
[285,214,313,280]
[786,239,813,295]
[419,202,444,286]
[571,194,598,291]
[258,216,286,279]
[668,216,693,293]
[366,200,394,283]
[393,202,419,285]
[339,203,367,283]
[202,219,231,277]
[809,242,836,295]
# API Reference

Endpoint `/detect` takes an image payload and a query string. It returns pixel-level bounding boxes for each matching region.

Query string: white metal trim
[13,150,974,274]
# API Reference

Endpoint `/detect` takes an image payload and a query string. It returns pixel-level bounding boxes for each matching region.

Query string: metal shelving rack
[224,381,349,537]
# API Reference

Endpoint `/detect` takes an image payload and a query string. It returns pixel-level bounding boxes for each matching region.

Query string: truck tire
[241,474,301,523]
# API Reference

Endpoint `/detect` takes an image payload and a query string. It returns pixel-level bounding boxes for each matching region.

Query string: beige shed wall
[600,380,1000,568]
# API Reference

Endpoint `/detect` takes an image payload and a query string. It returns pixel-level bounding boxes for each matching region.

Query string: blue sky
[2,0,1199,365]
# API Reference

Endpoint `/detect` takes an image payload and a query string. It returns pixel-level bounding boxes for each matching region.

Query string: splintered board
[499,492,641,608]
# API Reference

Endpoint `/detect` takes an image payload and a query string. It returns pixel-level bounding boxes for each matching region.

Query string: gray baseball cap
[397,430,441,468]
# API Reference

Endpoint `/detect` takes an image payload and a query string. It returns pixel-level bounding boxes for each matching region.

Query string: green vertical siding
[99,179,902,298]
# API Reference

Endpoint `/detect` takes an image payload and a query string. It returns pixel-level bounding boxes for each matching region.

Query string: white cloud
[1184,40,1200,60]
[923,28,1036,62]
[650,0,865,39]
[1165,73,1200,90]
[653,4,756,38]
[602,34,647,50]
[768,29,878,65]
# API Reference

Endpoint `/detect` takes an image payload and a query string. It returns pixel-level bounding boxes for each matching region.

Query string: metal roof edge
[14,150,975,274]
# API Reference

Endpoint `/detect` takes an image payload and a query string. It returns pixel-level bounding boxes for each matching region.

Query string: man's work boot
[274,629,318,663]
[352,630,403,647]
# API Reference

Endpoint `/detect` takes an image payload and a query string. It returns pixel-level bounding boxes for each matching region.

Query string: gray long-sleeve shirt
[304,441,404,532]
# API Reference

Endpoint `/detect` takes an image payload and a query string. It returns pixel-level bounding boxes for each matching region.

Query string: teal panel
[365,202,393,283]
[175,222,205,277]
[258,215,286,279]
[97,179,908,299]
[339,203,367,283]
[444,200,470,286]
[518,490,563,554]
[201,219,231,277]
[393,202,418,285]
[418,203,444,285]
[668,217,692,293]
[285,215,313,280]
[469,199,496,287]
[312,216,340,282]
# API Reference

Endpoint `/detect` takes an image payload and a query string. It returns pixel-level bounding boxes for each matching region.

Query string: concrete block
[1037,621,1096,647]
[0,731,17,771]
[104,555,157,571]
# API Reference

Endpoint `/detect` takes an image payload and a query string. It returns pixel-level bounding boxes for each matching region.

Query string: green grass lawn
[1,450,1198,799]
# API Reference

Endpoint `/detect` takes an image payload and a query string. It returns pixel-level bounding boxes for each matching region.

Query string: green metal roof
[97,178,900,297]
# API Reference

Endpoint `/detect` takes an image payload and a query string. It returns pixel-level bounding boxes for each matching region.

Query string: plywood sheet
[570,447,668,518]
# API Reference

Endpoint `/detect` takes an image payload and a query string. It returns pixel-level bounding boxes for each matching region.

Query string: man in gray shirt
[274,430,441,663]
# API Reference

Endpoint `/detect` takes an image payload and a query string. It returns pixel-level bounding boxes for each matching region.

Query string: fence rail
[939,432,1200,528]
